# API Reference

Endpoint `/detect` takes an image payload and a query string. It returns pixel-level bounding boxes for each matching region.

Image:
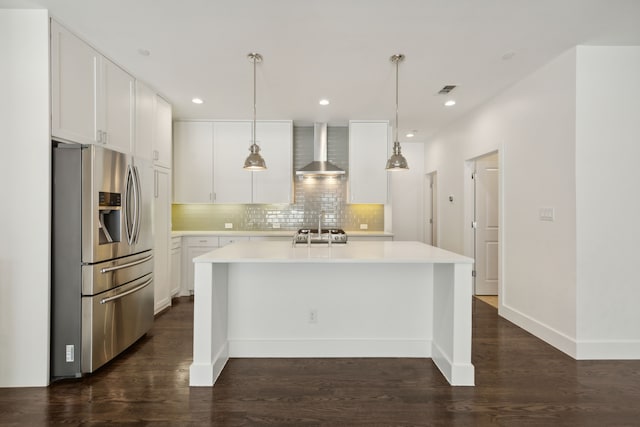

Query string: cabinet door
[154,95,173,169]
[153,168,172,313]
[186,246,216,295]
[173,121,213,203]
[349,121,389,204]
[50,20,99,144]
[213,121,253,203]
[100,58,134,154]
[252,121,293,204]
[134,80,155,160]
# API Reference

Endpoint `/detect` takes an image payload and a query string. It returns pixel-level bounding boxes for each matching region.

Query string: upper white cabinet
[174,120,292,204]
[51,20,134,153]
[154,95,173,169]
[251,121,293,204]
[212,121,253,203]
[134,80,155,160]
[348,120,389,204]
[173,121,213,203]
[135,82,173,167]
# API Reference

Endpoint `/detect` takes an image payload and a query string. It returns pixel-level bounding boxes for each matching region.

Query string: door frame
[463,148,504,304]
[423,171,438,246]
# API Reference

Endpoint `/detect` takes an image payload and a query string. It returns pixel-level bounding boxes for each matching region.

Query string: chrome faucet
[318,210,324,238]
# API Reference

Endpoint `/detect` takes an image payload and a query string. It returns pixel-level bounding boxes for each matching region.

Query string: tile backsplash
[172,125,384,232]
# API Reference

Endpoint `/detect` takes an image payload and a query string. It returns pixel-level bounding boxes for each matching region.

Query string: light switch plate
[360,224,368,230]
[224,223,233,229]
[272,223,280,229]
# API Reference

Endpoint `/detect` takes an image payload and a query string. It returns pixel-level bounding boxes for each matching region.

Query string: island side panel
[432,263,474,386]
[190,262,229,386]
[226,263,433,358]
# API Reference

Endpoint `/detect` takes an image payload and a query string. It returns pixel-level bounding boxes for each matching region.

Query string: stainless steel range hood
[296,123,345,176]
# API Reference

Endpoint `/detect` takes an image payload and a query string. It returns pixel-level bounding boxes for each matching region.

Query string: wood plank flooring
[1,297,639,425]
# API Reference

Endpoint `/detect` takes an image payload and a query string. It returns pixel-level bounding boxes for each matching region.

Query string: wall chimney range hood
[296,123,345,176]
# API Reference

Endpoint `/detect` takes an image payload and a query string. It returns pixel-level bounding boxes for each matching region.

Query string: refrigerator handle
[132,165,142,244]
[123,165,135,245]
[99,277,153,304]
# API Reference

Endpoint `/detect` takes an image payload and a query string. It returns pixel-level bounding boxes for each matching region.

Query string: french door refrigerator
[51,143,154,379]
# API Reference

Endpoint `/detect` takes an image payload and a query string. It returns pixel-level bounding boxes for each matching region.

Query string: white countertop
[172,230,394,238]
[193,240,473,264]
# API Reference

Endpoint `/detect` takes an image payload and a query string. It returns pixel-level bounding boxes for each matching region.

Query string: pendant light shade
[386,54,409,171]
[243,52,267,171]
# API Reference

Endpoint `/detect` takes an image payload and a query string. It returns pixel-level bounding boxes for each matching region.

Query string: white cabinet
[183,237,219,295]
[348,121,390,204]
[170,237,181,297]
[174,120,292,204]
[219,236,250,247]
[154,95,173,168]
[100,58,134,153]
[135,82,173,166]
[153,168,172,314]
[213,120,293,204]
[134,80,155,160]
[212,121,253,203]
[173,121,214,203]
[51,20,134,153]
[50,20,99,145]
[251,121,293,204]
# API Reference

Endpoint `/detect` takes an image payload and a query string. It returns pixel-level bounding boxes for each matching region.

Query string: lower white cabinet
[170,237,181,297]
[182,236,219,296]
[153,167,172,314]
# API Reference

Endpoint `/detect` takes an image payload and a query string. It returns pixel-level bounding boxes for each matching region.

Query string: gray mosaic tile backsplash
[172,126,384,231]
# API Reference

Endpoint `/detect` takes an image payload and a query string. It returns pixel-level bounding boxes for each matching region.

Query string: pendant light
[243,52,267,170]
[385,54,409,171]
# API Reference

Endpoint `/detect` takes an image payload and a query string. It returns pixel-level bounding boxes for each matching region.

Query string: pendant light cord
[395,57,399,143]
[252,54,257,145]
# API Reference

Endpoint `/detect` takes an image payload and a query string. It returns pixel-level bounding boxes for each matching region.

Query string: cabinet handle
[153,150,159,161]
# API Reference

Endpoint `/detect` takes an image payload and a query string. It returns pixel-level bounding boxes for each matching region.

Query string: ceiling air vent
[437,85,457,95]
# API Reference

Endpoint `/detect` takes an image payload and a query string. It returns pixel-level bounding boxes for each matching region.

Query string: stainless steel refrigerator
[51,143,154,379]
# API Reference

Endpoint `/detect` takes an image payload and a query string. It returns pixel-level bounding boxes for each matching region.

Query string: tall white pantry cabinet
[50,19,175,314]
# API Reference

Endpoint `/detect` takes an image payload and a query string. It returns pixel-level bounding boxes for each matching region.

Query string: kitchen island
[189,241,475,387]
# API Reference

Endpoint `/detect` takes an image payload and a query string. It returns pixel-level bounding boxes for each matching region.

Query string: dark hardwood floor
[1,297,639,426]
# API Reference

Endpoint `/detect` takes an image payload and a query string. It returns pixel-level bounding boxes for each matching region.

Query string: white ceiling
[4,0,640,140]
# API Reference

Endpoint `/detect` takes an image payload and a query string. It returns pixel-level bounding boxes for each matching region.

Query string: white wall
[0,10,51,387]
[575,46,640,358]
[424,49,579,355]
[391,142,425,241]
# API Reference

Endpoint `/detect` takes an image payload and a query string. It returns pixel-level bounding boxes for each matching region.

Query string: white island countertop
[194,240,473,264]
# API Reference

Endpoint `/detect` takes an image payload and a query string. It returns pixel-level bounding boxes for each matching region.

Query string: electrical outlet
[66,345,74,362]
[360,224,368,230]
[539,207,555,221]
[272,223,280,229]
[308,309,318,324]
[224,223,233,229]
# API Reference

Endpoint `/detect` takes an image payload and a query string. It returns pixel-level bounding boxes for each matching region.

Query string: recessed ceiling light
[444,100,456,107]
[502,52,516,61]
[137,48,151,57]
[406,133,414,138]
[192,98,204,104]
[319,99,330,106]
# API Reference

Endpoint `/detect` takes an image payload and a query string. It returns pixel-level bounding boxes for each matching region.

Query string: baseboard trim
[228,339,431,358]
[431,341,474,386]
[499,304,577,358]
[576,340,640,360]
[189,342,229,386]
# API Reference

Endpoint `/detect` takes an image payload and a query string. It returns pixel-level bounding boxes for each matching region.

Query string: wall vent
[437,85,457,95]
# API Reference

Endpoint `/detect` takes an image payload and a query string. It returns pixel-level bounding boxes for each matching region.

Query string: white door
[101,57,134,154]
[173,121,214,203]
[474,153,499,295]
[212,121,253,203]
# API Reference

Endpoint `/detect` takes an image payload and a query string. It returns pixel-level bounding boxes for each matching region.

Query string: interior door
[474,153,499,295]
